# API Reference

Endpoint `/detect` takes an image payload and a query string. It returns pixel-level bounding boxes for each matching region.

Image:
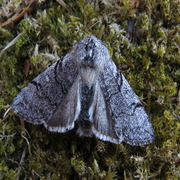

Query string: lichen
[0,0,179,179]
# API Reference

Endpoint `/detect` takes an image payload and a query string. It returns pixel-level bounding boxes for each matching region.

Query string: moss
[0,0,179,179]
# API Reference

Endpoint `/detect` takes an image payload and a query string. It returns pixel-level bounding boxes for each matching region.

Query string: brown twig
[0,0,36,28]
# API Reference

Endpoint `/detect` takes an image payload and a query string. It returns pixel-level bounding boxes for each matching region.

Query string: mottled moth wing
[98,57,154,145]
[89,81,120,144]
[11,51,80,133]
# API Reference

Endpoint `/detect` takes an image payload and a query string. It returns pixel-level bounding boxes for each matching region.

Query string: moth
[11,35,154,146]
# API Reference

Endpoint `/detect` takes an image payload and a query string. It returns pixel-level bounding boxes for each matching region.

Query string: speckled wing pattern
[11,49,80,133]
[11,35,154,146]
[98,56,154,145]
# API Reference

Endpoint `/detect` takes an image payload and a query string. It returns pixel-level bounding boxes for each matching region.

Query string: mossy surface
[0,0,179,179]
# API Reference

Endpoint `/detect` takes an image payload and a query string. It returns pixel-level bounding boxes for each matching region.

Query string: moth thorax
[80,67,98,87]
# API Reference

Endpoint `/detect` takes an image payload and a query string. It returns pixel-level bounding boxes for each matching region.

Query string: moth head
[75,35,109,69]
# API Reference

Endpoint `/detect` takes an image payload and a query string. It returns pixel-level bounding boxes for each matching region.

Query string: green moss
[0,0,179,179]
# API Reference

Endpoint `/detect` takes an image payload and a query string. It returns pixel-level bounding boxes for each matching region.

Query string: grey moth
[11,35,154,146]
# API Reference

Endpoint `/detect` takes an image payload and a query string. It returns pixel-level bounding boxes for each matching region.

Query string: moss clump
[0,0,179,179]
